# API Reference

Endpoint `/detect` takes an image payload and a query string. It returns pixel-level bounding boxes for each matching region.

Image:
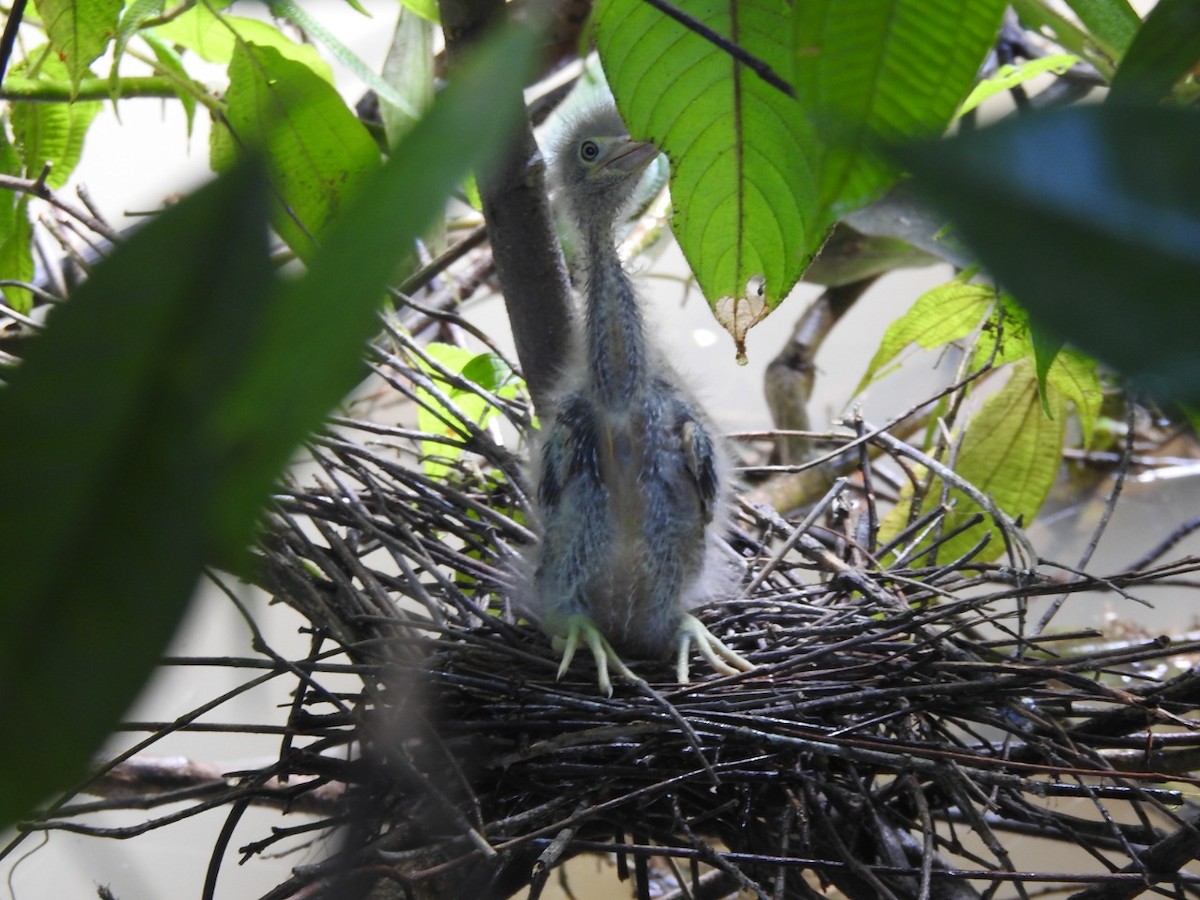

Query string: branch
[437,0,574,413]
[0,75,184,102]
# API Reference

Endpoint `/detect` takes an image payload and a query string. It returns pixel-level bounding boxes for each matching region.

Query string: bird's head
[551,107,660,234]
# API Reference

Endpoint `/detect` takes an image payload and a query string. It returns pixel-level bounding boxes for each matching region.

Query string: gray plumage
[529,107,753,692]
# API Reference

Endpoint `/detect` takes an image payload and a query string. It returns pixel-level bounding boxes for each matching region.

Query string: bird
[528,106,755,695]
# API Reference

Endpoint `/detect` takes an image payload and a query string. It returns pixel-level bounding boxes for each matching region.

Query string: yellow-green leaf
[886,360,1065,565]
[415,343,521,478]
[858,282,995,393]
[33,0,121,90]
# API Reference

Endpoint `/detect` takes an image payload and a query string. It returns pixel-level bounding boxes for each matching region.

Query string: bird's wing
[680,417,719,523]
[536,394,600,511]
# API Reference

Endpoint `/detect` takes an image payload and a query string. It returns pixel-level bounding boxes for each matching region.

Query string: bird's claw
[553,614,638,696]
[675,614,755,684]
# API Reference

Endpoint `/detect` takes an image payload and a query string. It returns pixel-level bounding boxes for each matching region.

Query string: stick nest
[241,337,1200,900]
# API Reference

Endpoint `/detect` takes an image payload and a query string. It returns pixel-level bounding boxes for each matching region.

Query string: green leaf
[857,281,995,392]
[152,4,332,81]
[398,0,440,23]
[415,344,521,478]
[268,0,420,119]
[1063,0,1140,60]
[594,0,816,359]
[111,0,165,71]
[0,120,21,246]
[1010,0,1116,76]
[593,0,1006,358]
[141,32,197,135]
[898,104,1200,405]
[380,4,435,148]
[0,21,536,829]
[958,54,1080,116]
[214,42,381,259]
[1045,347,1102,444]
[0,198,34,314]
[32,0,121,90]
[795,0,1009,218]
[886,360,1065,565]
[0,163,277,828]
[1109,0,1200,103]
[10,49,102,187]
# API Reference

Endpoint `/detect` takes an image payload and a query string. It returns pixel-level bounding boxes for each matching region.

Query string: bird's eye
[579,140,600,162]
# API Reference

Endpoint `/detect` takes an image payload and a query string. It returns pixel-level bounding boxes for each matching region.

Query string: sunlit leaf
[415,344,522,478]
[884,360,1065,565]
[594,0,1006,358]
[958,54,1079,116]
[10,49,101,187]
[32,0,121,90]
[152,4,332,81]
[0,198,34,314]
[795,0,1009,219]
[213,42,381,259]
[857,281,994,392]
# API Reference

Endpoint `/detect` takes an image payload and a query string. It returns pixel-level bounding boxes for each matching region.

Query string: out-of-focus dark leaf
[898,104,1200,404]
[0,163,276,828]
[0,22,537,829]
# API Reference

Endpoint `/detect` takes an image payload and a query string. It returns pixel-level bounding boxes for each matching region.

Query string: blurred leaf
[416,344,521,478]
[1110,0,1200,103]
[111,0,165,71]
[899,104,1200,404]
[1010,0,1117,76]
[398,0,440,23]
[0,22,536,829]
[153,5,332,81]
[857,282,994,392]
[958,54,1079,116]
[0,121,20,245]
[0,198,33,314]
[802,223,938,287]
[141,32,196,135]
[1064,0,1139,60]
[268,0,419,119]
[884,360,1065,565]
[209,24,537,531]
[380,4,435,147]
[0,163,276,828]
[213,42,381,259]
[32,0,121,90]
[10,49,101,187]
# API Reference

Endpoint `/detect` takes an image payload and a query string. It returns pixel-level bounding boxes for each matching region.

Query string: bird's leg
[675,614,755,684]
[553,613,639,696]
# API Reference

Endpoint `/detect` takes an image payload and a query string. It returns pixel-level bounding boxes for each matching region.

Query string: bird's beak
[604,137,660,173]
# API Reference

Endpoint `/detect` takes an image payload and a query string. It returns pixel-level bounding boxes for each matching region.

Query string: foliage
[0,0,1197,851]
[595,0,1007,357]
[0,9,535,827]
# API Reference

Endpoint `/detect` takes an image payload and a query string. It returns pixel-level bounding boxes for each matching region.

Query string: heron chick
[529,108,754,694]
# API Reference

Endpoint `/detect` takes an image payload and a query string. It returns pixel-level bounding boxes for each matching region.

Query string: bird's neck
[582,221,648,406]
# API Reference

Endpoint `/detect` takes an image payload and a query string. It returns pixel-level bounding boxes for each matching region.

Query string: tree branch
[438,0,574,413]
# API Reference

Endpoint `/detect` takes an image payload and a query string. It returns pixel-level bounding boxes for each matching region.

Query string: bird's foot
[552,614,638,697]
[675,614,755,683]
